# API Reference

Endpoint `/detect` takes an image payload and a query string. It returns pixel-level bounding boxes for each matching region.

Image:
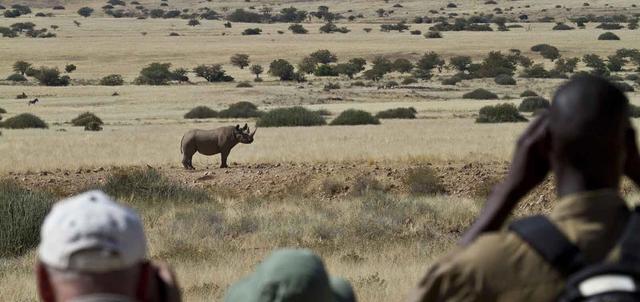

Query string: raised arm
[459,113,551,246]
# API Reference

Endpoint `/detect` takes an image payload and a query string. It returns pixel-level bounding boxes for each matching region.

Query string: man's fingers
[153,262,182,302]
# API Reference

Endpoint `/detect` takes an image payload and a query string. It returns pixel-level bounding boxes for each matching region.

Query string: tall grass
[0,181,53,257]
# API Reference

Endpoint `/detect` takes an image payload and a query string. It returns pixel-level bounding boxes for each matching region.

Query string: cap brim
[330,277,356,302]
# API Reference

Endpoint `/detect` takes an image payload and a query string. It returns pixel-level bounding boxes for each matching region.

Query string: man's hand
[459,112,551,246]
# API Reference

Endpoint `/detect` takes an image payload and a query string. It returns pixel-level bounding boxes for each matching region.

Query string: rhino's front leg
[220,151,229,168]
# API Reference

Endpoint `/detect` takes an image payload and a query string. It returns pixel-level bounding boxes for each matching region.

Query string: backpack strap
[619,206,640,265]
[509,215,585,276]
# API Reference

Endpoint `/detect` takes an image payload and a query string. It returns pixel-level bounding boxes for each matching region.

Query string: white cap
[38,190,147,272]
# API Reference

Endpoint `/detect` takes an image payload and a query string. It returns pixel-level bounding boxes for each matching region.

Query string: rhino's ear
[235,124,240,130]
[242,123,248,130]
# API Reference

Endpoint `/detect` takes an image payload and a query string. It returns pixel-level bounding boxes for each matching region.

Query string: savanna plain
[2,0,640,301]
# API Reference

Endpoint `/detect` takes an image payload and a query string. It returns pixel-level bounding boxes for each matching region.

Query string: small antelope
[28,98,39,106]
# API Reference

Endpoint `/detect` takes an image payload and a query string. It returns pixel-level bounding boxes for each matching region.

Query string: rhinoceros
[180,124,256,169]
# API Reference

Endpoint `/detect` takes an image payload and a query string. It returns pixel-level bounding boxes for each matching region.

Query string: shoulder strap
[509,215,585,276]
[619,206,640,265]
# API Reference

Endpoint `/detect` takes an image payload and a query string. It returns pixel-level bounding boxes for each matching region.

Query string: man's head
[37,190,148,302]
[549,75,631,192]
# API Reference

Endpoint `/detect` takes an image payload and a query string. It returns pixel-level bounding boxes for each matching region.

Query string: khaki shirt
[408,190,630,302]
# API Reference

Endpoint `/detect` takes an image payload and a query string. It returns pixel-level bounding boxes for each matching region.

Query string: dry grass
[0,186,480,302]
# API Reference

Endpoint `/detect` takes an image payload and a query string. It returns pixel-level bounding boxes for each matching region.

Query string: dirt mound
[4,161,562,212]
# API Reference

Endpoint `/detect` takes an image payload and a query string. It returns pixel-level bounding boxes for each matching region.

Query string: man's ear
[37,262,55,302]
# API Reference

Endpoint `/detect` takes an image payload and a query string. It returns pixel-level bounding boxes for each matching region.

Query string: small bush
[99,74,124,86]
[350,176,383,197]
[476,103,527,123]
[375,107,416,119]
[289,24,308,34]
[424,31,442,38]
[84,121,103,131]
[242,28,262,35]
[0,113,48,129]
[442,75,463,85]
[401,77,418,85]
[463,88,498,100]
[552,23,574,30]
[0,108,6,114]
[71,112,103,127]
[184,106,218,119]
[236,81,253,88]
[494,74,516,85]
[404,166,445,195]
[6,73,27,82]
[0,181,53,256]
[520,90,538,97]
[598,32,620,40]
[256,106,326,127]
[99,168,212,204]
[218,101,262,118]
[330,109,380,126]
[518,97,550,112]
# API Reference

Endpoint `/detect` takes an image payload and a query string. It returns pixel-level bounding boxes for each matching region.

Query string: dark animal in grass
[16,92,27,99]
[28,98,39,106]
[180,124,256,169]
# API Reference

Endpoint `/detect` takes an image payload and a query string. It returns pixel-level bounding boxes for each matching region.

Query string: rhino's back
[186,127,234,155]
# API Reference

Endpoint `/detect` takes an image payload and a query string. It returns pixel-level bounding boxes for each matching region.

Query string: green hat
[224,249,357,302]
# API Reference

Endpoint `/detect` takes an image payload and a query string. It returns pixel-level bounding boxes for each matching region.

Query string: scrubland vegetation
[2,0,640,300]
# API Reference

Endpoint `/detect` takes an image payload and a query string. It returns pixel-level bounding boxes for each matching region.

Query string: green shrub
[100,74,124,86]
[71,112,103,127]
[442,75,462,85]
[0,113,48,129]
[0,181,53,256]
[218,101,262,118]
[236,81,253,88]
[242,28,262,35]
[494,74,516,85]
[375,107,417,119]
[476,103,528,123]
[330,109,380,125]
[0,108,6,114]
[99,168,212,204]
[404,166,445,195]
[256,106,326,127]
[463,88,498,100]
[401,77,418,85]
[184,106,218,119]
[84,121,103,131]
[518,96,550,112]
[33,67,70,86]
[424,31,442,38]
[6,73,27,82]
[520,90,538,97]
[598,32,620,40]
[314,109,332,116]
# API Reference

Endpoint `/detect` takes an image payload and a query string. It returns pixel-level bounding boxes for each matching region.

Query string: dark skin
[460,80,640,246]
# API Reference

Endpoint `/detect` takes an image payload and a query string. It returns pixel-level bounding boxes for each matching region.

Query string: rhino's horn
[250,127,257,138]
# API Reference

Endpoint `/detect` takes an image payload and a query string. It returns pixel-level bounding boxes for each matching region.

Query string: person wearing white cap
[36,190,181,302]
